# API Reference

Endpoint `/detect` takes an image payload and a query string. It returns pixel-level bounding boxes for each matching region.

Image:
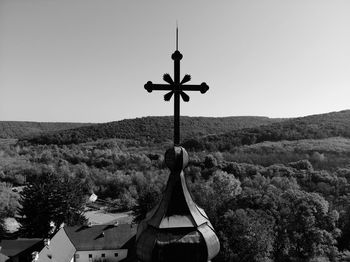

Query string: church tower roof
[136,147,220,262]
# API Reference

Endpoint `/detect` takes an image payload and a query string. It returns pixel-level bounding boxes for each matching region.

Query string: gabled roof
[37,228,76,262]
[0,238,42,257]
[64,224,136,251]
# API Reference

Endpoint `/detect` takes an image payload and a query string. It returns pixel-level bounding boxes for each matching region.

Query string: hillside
[193,110,350,151]
[0,121,92,139]
[222,137,350,170]
[22,116,280,145]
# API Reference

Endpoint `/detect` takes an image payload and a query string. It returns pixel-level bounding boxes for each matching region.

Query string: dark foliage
[22,116,278,145]
[0,214,6,239]
[0,121,92,139]
[17,171,88,238]
[193,110,350,151]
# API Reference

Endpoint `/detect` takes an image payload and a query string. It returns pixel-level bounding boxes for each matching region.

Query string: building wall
[75,249,127,262]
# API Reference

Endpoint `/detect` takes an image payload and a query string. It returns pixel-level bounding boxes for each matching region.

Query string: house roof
[64,224,136,251]
[37,228,76,262]
[0,238,42,257]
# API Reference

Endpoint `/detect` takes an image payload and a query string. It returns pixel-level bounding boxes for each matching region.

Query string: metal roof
[64,224,136,251]
[136,147,220,262]
[0,238,42,257]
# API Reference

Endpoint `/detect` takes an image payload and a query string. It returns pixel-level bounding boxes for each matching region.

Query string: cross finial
[144,29,209,146]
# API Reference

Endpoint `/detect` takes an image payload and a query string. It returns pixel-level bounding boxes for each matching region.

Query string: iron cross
[144,29,209,145]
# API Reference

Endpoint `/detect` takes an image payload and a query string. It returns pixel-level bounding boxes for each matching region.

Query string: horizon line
[0,109,349,124]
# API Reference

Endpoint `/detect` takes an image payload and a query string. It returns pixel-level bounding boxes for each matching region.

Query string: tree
[189,170,242,228]
[204,154,218,169]
[0,182,19,238]
[18,171,87,238]
[216,208,275,262]
[132,182,162,223]
[131,170,168,223]
[0,182,19,217]
[275,190,339,262]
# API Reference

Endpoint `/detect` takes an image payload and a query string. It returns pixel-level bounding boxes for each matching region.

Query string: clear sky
[0,0,349,123]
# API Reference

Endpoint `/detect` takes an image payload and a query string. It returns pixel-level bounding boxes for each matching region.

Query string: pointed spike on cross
[164,91,174,101]
[163,74,174,84]
[180,74,191,85]
[180,92,190,102]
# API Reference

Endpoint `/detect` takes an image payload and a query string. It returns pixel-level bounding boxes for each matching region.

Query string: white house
[36,224,136,262]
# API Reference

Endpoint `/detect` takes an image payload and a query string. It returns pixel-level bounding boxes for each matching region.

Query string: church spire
[136,29,220,262]
[176,21,179,51]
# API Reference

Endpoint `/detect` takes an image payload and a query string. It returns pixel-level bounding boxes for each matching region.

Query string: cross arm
[181,82,209,93]
[144,81,173,93]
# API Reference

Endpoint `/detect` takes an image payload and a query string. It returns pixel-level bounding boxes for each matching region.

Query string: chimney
[32,251,39,262]
[44,238,50,247]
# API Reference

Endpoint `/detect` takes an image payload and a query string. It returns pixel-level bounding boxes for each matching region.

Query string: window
[88,254,92,262]
[101,254,105,258]
[114,253,118,257]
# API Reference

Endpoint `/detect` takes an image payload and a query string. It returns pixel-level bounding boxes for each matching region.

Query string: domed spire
[137,28,220,262]
[136,147,220,262]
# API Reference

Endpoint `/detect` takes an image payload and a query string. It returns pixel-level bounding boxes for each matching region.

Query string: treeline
[21,110,350,148]
[0,121,91,139]
[208,137,350,171]
[184,110,350,151]
[22,116,278,145]
[0,139,166,202]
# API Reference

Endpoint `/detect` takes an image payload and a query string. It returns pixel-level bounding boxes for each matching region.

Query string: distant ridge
[21,116,280,145]
[195,110,350,151]
[8,110,350,146]
[0,121,93,139]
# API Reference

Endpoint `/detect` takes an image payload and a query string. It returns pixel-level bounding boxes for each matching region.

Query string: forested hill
[193,110,350,151]
[0,121,92,139]
[23,116,279,145]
